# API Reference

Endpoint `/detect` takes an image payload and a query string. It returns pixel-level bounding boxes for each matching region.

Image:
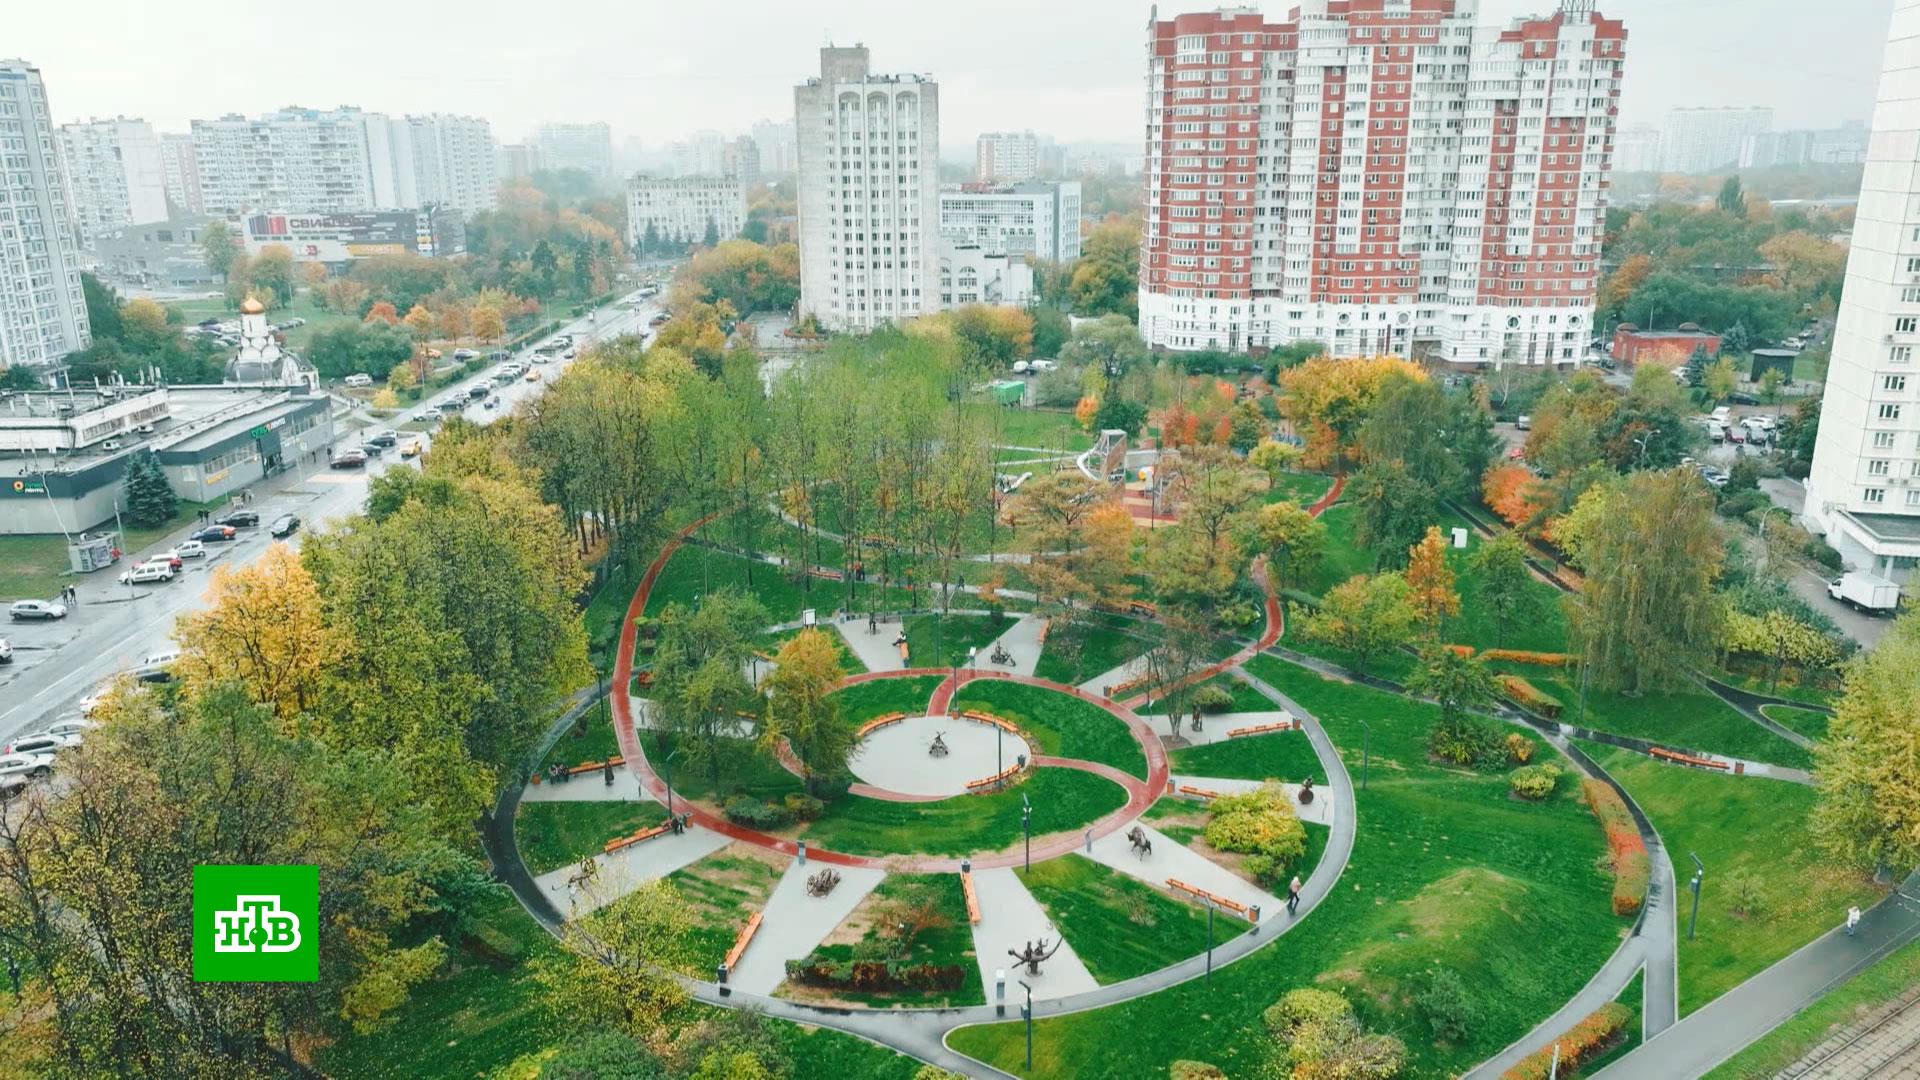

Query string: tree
[403,303,436,340]
[1684,345,1710,388]
[1031,304,1069,358]
[1703,355,1738,403]
[539,1034,668,1080]
[470,303,506,342]
[1469,533,1539,649]
[1093,398,1147,437]
[1403,527,1460,639]
[1303,573,1417,673]
[1724,608,1842,692]
[1059,314,1150,380]
[1408,645,1498,724]
[1348,458,1437,570]
[174,544,334,721]
[650,591,771,787]
[758,628,851,795]
[1812,612,1920,871]
[246,244,298,308]
[1250,500,1327,596]
[201,218,241,282]
[1562,471,1724,694]
[1229,400,1267,453]
[533,881,697,1041]
[1066,217,1140,318]
[531,239,560,296]
[120,449,177,528]
[1248,439,1303,484]
[365,300,401,325]
[703,216,720,247]
[1717,175,1747,217]
[81,273,125,341]
[299,260,330,292]
[1277,356,1427,468]
[307,321,416,380]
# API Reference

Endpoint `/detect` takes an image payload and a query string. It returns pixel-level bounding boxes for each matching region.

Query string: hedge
[1583,779,1649,917]
[1500,1002,1633,1080]
[1508,763,1562,800]
[1479,649,1576,667]
[783,957,966,994]
[1498,674,1564,718]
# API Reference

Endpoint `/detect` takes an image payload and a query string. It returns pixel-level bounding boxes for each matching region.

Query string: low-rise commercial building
[1610,324,1721,367]
[937,238,1033,307]
[939,181,1081,263]
[91,217,218,289]
[241,210,464,264]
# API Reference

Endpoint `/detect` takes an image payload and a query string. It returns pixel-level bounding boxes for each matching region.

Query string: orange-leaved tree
[1404,526,1460,639]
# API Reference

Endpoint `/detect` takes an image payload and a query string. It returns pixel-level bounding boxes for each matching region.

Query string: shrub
[721,797,790,829]
[1416,968,1481,1043]
[1508,763,1563,801]
[1583,779,1649,916]
[1205,785,1308,884]
[1728,871,1766,918]
[782,793,824,822]
[1505,732,1535,764]
[1169,1063,1227,1080]
[1192,685,1236,714]
[1428,714,1507,768]
[1497,674,1563,718]
[1478,649,1575,667]
[1264,987,1353,1038]
[1500,1003,1632,1080]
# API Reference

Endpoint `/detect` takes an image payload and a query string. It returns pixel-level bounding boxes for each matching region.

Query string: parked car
[9,600,68,622]
[191,525,238,543]
[0,638,11,664]
[524,369,541,382]
[216,509,259,528]
[148,549,185,571]
[4,733,74,757]
[483,396,499,410]
[366,430,399,448]
[401,439,424,458]
[118,562,175,585]
[330,448,368,469]
[411,409,438,422]
[452,348,478,361]
[343,373,374,388]
[101,439,123,451]
[1515,415,1532,431]
[269,514,300,538]
[141,649,182,669]
[0,753,53,797]
[45,718,93,740]
[467,384,490,400]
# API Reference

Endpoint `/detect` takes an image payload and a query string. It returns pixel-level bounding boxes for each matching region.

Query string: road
[0,289,661,746]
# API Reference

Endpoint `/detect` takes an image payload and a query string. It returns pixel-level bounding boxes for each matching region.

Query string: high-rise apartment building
[1740,123,1870,169]
[1139,0,1627,365]
[627,176,746,247]
[192,107,382,214]
[794,46,940,332]
[58,118,169,246]
[671,130,729,179]
[723,137,761,188]
[0,60,90,369]
[1614,125,1661,173]
[159,132,203,214]
[391,114,499,212]
[752,118,798,175]
[1658,106,1771,174]
[939,181,1082,262]
[497,142,542,183]
[1804,0,1920,584]
[535,122,613,178]
[976,131,1040,182]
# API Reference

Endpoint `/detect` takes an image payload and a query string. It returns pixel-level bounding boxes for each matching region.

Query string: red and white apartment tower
[1139,0,1627,365]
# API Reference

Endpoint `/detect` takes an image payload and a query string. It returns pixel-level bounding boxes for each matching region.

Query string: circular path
[846,714,1033,799]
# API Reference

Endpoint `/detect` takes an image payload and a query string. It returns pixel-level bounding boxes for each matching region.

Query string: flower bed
[1498,674,1564,718]
[1583,779,1649,917]
[1479,649,1575,667]
[1500,1002,1633,1080]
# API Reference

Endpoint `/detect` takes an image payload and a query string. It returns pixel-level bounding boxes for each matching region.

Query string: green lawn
[164,291,357,354]
[1759,704,1830,742]
[666,848,787,970]
[787,873,983,1007]
[1168,731,1326,785]
[1280,631,1421,684]
[1509,668,1812,769]
[644,543,818,622]
[1137,672,1273,716]
[830,675,945,727]
[1265,471,1335,506]
[0,496,227,602]
[657,736,805,806]
[974,404,1092,451]
[538,710,621,772]
[903,614,1010,669]
[1705,936,1920,1079]
[1302,503,1379,595]
[950,679,1148,778]
[1444,517,1570,654]
[800,767,1130,858]
[1016,855,1249,984]
[949,655,1617,1079]
[1033,614,1154,687]
[1716,669,1841,708]
[1586,745,1886,1016]
[514,800,670,876]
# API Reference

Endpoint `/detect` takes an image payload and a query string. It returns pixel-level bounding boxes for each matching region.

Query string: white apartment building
[0,60,90,369]
[752,118,798,175]
[1614,125,1661,173]
[1804,0,1920,584]
[938,180,1082,262]
[627,176,746,247]
[535,122,613,178]
[975,131,1040,182]
[1139,1,1627,366]
[159,132,202,214]
[59,118,168,247]
[192,107,381,214]
[1659,107,1772,174]
[671,131,729,178]
[390,114,498,212]
[795,46,941,332]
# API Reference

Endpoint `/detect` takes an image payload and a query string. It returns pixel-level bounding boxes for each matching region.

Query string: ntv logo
[213,895,301,954]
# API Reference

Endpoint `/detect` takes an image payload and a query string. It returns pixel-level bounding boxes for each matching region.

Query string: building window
[1887,374,1909,392]
[1881,404,1904,421]
[1870,459,1890,476]
[1875,431,1897,449]
[1898,317,1918,334]
[1864,488,1886,504]
[1894,346,1914,364]
[1909,489,1920,507]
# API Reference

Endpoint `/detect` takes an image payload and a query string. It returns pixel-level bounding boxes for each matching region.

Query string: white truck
[1828,571,1902,614]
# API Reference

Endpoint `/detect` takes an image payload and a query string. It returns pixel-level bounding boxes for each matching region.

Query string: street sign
[9,478,45,495]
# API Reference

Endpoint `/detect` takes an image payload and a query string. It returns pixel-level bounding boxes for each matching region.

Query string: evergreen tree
[703,216,720,247]
[122,450,178,528]
[1684,344,1709,388]
[1716,176,1746,217]
[642,221,659,255]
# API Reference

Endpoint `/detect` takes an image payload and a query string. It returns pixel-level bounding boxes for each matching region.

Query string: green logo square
[192,865,318,983]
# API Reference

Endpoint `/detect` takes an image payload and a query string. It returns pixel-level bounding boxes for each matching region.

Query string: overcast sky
[8,0,1893,157]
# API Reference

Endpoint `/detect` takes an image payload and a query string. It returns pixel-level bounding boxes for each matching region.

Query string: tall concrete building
[1614,125,1662,173]
[192,107,383,214]
[388,114,498,212]
[671,130,729,178]
[976,131,1040,182]
[0,60,90,369]
[627,176,746,247]
[1804,0,1920,584]
[535,122,613,178]
[751,118,798,175]
[1658,106,1772,174]
[497,142,542,183]
[794,46,940,332]
[59,118,168,246]
[1138,0,1627,365]
[158,132,203,214]
[939,181,1082,262]
[1740,123,1870,169]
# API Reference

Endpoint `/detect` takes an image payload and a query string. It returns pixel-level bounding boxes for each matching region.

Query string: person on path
[1288,875,1303,914]
[1847,906,1863,936]
[603,760,615,786]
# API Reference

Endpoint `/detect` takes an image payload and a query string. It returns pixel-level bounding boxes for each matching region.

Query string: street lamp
[1358,719,1370,791]
[1203,896,1216,987]
[1022,794,1033,872]
[1687,853,1705,941]
[1018,979,1035,1072]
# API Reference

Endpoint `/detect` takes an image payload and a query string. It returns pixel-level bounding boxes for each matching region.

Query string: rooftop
[1844,511,1920,545]
[1,385,316,475]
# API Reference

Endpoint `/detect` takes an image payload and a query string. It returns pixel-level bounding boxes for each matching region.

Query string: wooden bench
[1111,673,1155,697]
[961,872,981,924]
[965,764,1022,791]
[1649,746,1730,771]
[602,822,671,854]
[856,713,908,739]
[1166,878,1251,918]
[1227,720,1296,738]
[959,710,1021,735]
[565,754,625,777]
[724,911,764,972]
[1128,600,1159,618]
[1177,784,1224,800]
[808,566,844,581]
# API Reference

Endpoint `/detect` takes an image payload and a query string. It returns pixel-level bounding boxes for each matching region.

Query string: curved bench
[603,821,671,854]
[965,764,1023,792]
[855,712,909,739]
[1227,720,1297,737]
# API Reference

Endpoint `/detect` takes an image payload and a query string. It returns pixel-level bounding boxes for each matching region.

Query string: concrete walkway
[520,771,651,802]
[1169,775,1335,828]
[1145,710,1297,746]
[1593,872,1920,1080]
[1087,823,1284,920]
[726,858,884,996]
[980,613,1045,678]
[967,865,1099,1002]
[534,824,732,918]
[842,618,917,673]
[1078,651,1155,698]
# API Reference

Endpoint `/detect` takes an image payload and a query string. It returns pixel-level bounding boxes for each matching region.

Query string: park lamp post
[1022,794,1033,872]
[1358,719,1370,791]
[1688,853,1705,941]
[1204,895,1216,987]
[1018,979,1035,1072]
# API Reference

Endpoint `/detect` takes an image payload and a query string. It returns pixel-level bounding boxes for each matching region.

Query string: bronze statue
[929,732,949,757]
[1298,777,1316,805]
[806,868,842,896]
[1008,937,1063,976]
[1126,825,1153,859]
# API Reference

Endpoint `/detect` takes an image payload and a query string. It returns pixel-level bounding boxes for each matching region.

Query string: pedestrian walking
[1287,875,1303,914]
[1847,906,1862,936]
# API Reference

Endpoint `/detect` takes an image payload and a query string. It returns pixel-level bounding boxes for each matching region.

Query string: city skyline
[8,0,1888,159]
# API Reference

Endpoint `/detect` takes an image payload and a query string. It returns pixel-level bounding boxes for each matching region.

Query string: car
[140,648,182,670]
[269,514,300,538]
[9,600,68,622]
[452,348,478,361]
[360,441,385,458]
[101,439,123,451]
[191,525,237,543]
[483,396,499,410]
[467,384,490,400]
[0,753,54,797]
[411,410,438,422]
[401,439,423,458]
[45,718,93,740]
[216,510,259,528]
[148,549,184,571]
[366,430,399,448]
[285,317,306,328]
[530,353,552,365]
[118,562,175,585]
[330,448,368,469]
[4,733,74,757]
[1727,425,1747,444]
[562,348,576,360]
[0,638,11,664]
[1515,415,1532,431]
[551,335,573,347]
[1012,360,1032,374]
[524,369,541,382]
[343,373,373,388]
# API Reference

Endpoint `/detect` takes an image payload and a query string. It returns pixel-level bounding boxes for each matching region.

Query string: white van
[343,373,374,388]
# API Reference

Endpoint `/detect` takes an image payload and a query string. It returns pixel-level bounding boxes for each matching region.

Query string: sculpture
[1007,937,1063,976]
[929,732,949,757]
[806,868,842,896]
[1298,777,1316,805]
[1126,824,1153,859]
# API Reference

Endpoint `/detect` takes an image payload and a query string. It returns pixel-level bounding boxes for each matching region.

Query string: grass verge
[801,767,1130,858]
[514,801,670,876]
[1016,855,1249,984]
[951,679,1148,779]
[1705,936,1920,1079]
